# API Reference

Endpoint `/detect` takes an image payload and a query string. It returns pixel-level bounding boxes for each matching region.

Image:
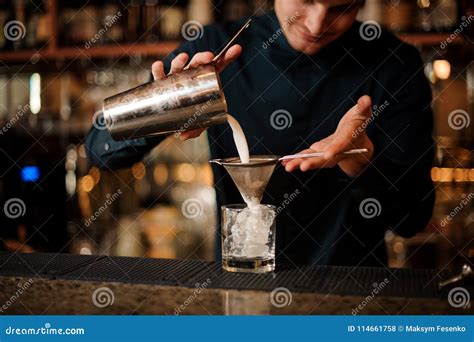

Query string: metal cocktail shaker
[103,64,228,141]
[102,19,252,141]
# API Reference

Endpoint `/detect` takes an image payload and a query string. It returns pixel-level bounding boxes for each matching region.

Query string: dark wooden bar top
[0,252,471,315]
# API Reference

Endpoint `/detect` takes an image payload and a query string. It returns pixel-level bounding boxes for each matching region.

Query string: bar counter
[0,252,471,315]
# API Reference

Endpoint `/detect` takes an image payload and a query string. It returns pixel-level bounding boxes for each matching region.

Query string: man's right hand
[151,45,242,141]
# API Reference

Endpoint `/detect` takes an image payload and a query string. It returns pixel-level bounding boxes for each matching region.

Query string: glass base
[222,257,275,273]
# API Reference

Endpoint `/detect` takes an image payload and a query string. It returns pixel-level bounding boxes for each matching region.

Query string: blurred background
[0,0,472,270]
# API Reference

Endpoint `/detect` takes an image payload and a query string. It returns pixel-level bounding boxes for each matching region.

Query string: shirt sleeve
[349,44,435,238]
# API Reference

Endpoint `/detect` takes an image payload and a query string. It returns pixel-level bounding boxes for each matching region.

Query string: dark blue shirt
[86,11,435,267]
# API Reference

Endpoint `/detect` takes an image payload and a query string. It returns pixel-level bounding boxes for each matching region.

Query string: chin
[289,34,341,55]
[288,37,324,55]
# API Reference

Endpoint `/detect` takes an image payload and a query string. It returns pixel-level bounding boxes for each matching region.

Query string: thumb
[349,95,372,122]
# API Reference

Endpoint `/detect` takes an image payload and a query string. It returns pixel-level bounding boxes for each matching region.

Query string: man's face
[274,0,361,55]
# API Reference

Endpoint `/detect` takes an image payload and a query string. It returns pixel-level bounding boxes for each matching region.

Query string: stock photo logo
[359,21,382,41]
[448,109,470,131]
[270,109,292,130]
[352,279,390,315]
[181,20,204,42]
[3,20,26,41]
[92,287,115,308]
[92,110,108,130]
[440,15,474,49]
[270,287,292,308]
[4,198,26,219]
[447,287,470,309]
[181,198,204,219]
[359,198,381,219]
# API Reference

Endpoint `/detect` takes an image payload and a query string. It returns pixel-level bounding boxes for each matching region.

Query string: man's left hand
[283,95,375,178]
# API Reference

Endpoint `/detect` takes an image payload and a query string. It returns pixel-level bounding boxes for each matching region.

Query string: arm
[85,30,242,169]
[285,46,435,238]
[355,50,435,238]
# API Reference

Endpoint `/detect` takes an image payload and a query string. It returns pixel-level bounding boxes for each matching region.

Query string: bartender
[86,0,435,267]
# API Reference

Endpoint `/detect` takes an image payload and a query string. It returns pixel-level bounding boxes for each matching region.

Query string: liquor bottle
[26,0,50,49]
[432,0,458,32]
[143,0,160,42]
[126,0,141,42]
[0,1,9,50]
[12,0,26,50]
[159,0,186,41]
[101,1,125,44]
[187,0,213,26]
[222,0,250,22]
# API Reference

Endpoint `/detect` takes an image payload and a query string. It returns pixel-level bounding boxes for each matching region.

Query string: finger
[215,44,242,73]
[152,61,166,80]
[179,128,206,141]
[188,52,215,69]
[310,138,331,152]
[349,95,372,121]
[169,53,190,74]
[283,148,313,172]
[285,158,303,172]
[300,157,335,172]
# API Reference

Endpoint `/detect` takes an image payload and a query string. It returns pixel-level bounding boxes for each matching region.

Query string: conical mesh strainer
[210,155,278,205]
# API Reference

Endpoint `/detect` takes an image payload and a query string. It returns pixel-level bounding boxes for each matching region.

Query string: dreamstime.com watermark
[84,11,123,49]
[440,15,474,49]
[270,109,292,130]
[440,192,474,227]
[359,21,382,41]
[352,101,389,138]
[174,99,213,139]
[3,198,26,219]
[0,104,30,136]
[174,279,212,315]
[0,278,34,313]
[447,287,471,309]
[181,20,204,42]
[448,109,470,131]
[359,198,382,219]
[270,287,293,308]
[352,278,390,315]
[275,189,300,216]
[4,323,85,336]
[3,20,26,41]
[262,11,300,49]
[181,198,204,219]
[92,287,115,308]
[84,189,122,227]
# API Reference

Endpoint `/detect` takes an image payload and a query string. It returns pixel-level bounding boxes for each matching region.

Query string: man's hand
[151,45,242,141]
[282,95,375,178]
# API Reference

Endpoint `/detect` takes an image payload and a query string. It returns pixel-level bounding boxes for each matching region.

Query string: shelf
[397,33,464,46]
[0,42,180,63]
[0,33,465,64]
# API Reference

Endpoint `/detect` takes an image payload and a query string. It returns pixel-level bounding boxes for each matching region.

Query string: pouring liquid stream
[225,114,264,209]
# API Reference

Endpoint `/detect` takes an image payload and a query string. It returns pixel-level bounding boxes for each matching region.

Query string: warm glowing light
[433,60,451,80]
[174,163,195,182]
[80,247,92,255]
[89,167,101,184]
[132,162,146,180]
[453,168,467,182]
[153,164,168,186]
[469,169,474,182]
[417,0,430,8]
[29,73,41,114]
[432,168,474,182]
[431,167,440,182]
[80,175,95,192]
